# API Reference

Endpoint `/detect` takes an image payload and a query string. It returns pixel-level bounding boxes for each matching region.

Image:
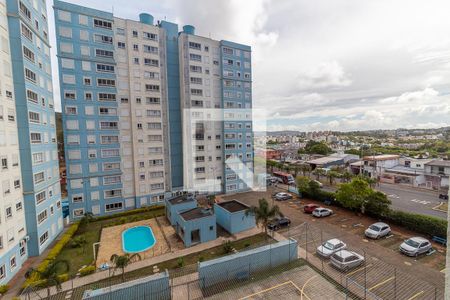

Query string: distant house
[362,154,400,179]
[165,194,197,225]
[307,153,359,170]
[215,200,256,234]
[175,207,216,247]
[424,160,450,190]
[382,157,432,187]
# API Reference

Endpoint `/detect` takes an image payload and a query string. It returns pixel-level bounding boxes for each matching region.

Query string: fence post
[364,250,367,300]
[394,268,397,300]
[321,229,324,273]
[305,223,308,261]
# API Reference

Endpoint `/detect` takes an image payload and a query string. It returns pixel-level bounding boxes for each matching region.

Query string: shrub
[71,236,87,248]
[94,205,165,222]
[79,265,96,277]
[244,242,250,248]
[58,273,70,283]
[198,256,204,262]
[177,257,184,268]
[222,240,233,254]
[0,284,9,294]
[385,210,447,238]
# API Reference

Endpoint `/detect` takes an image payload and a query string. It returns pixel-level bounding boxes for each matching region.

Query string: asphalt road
[321,183,448,219]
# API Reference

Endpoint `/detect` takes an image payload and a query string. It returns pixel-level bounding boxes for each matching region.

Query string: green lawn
[55,207,165,276]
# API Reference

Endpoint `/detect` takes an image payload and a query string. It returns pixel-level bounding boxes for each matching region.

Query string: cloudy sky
[47,0,450,132]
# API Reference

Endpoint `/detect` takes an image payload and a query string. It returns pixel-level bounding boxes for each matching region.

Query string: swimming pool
[122,226,156,253]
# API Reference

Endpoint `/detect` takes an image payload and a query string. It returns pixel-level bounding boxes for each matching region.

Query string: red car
[304,204,319,214]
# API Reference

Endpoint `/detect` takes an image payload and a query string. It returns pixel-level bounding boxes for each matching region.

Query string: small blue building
[215,200,256,234]
[165,194,197,225]
[175,207,216,247]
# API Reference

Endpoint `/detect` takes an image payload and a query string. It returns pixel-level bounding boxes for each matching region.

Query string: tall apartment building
[54,1,253,219]
[6,0,63,257]
[0,0,28,284]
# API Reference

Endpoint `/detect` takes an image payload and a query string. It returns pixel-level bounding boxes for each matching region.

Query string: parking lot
[221,186,446,298]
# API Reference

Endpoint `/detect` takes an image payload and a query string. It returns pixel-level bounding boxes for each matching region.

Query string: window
[98,93,116,101]
[65,106,77,115]
[73,208,84,218]
[104,162,120,171]
[1,157,7,169]
[143,32,157,40]
[94,34,113,44]
[101,149,119,158]
[104,175,121,185]
[191,89,203,96]
[146,110,161,117]
[190,77,202,84]
[149,159,163,166]
[83,77,91,86]
[14,179,20,189]
[189,53,201,61]
[95,49,113,58]
[150,183,164,190]
[101,135,119,144]
[132,30,138,37]
[21,23,33,40]
[105,202,123,211]
[72,194,83,203]
[34,172,45,184]
[143,45,158,53]
[32,152,44,164]
[23,46,35,62]
[147,122,162,130]
[25,68,36,83]
[12,155,18,167]
[20,1,31,20]
[64,91,76,100]
[96,64,115,73]
[144,58,158,66]
[0,265,5,279]
[5,206,12,218]
[146,97,160,104]
[223,47,233,55]
[37,210,48,224]
[189,42,201,50]
[97,78,115,87]
[29,111,40,123]
[145,84,160,92]
[117,42,125,49]
[94,19,112,29]
[100,121,118,130]
[190,65,202,73]
[39,231,48,245]
[116,28,125,35]
[30,132,42,143]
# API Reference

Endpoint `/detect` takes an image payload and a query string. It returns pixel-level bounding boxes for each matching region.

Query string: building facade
[54,1,253,219]
[0,0,28,283]
[6,0,63,257]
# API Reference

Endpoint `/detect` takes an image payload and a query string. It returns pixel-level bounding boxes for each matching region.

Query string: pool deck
[96,219,170,267]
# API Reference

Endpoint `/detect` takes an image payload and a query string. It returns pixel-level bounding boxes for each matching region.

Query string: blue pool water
[122,226,156,253]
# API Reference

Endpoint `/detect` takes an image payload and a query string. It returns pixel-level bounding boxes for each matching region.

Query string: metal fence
[281,222,445,300]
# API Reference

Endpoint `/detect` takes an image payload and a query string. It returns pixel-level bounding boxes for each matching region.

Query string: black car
[439,193,448,200]
[267,217,291,231]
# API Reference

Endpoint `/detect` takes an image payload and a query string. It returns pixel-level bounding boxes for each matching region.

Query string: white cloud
[296,61,352,91]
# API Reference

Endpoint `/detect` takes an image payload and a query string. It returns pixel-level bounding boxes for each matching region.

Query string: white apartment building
[114,17,171,206]
[0,0,27,283]
[179,33,224,193]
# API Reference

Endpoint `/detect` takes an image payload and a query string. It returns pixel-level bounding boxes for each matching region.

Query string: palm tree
[312,168,326,181]
[25,259,70,297]
[110,253,142,281]
[327,171,341,185]
[80,212,94,226]
[245,198,282,237]
[300,164,312,177]
[341,171,353,183]
[362,176,377,188]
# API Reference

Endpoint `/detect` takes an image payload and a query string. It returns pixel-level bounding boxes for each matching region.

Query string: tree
[299,164,312,177]
[327,171,341,185]
[246,198,282,236]
[335,178,372,212]
[341,171,353,183]
[110,253,142,281]
[304,141,332,155]
[312,168,326,181]
[292,166,299,177]
[308,180,321,196]
[266,160,277,173]
[25,259,70,297]
[296,176,311,195]
[362,176,377,188]
[80,212,94,227]
[365,191,391,217]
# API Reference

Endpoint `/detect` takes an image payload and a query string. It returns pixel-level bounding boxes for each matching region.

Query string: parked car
[267,217,291,231]
[330,250,365,271]
[312,207,333,217]
[274,192,293,201]
[288,180,296,186]
[365,222,391,239]
[303,203,320,214]
[312,180,323,188]
[439,193,448,200]
[316,238,347,258]
[399,237,432,257]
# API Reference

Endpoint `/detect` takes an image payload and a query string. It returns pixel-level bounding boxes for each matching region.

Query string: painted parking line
[410,199,431,205]
[368,276,395,291]
[407,290,424,300]
[346,264,373,276]
[239,280,296,299]
[300,276,316,300]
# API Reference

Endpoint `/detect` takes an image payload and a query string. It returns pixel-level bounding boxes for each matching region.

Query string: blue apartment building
[6,0,63,256]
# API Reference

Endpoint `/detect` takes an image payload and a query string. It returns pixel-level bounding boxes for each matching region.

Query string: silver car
[399,237,432,257]
[365,222,391,239]
[312,207,333,217]
[330,250,365,271]
[316,238,347,258]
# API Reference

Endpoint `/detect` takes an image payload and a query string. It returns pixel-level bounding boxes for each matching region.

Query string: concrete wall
[214,204,255,234]
[82,271,170,300]
[176,213,216,247]
[198,239,298,288]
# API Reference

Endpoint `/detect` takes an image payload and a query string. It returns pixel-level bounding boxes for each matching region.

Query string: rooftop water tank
[183,25,195,35]
[139,13,154,25]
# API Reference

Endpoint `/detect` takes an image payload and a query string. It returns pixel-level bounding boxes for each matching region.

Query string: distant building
[424,160,450,190]
[307,153,359,170]
[362,155,400,179]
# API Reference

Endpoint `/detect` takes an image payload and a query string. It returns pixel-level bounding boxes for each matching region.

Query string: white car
[330,250,365,271]
[274,192,293,201]
[399,237,432,257]
[312,207,333,217]
[316,238,347,258]
[365,222,391,239]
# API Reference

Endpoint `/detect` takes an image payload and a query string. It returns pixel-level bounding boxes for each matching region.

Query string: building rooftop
[217,200,249,213]
[168,194,195,205]
[425,160,450,167]
[180,207,214,221]
[363,154,400,161]
[385,165,425,175]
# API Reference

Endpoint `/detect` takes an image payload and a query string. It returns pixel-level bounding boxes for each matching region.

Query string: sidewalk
[22,226,262,299]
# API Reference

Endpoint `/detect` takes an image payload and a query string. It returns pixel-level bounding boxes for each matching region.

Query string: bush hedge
[23,223,79,287]
[79,265,96,277]
[385,210,447,238]
[0,284,9,294]
[93,205,165,222]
